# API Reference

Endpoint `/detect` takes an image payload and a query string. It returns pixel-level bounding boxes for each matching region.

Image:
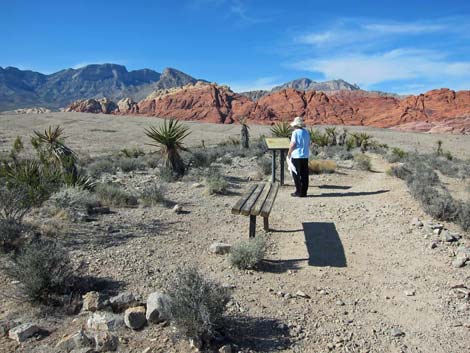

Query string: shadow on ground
[317,184,352,190]
[303,222,347,267]
[224,315,292,352]
[257,259,306,273]
[310,189,389,197]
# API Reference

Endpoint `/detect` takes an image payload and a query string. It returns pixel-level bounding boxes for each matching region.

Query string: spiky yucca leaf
[33,126,77,165]
[270,121,293,138]
[145,119,191,176]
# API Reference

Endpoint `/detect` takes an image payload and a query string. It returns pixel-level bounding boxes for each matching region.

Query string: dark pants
[292,158,309,196]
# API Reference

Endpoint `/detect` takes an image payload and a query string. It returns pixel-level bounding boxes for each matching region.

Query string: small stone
[336,300,345,306]
[87,312,124,331]
[124,306,147,330]
[82,291,102,312]
[56,330,93,352]
[146,292,171,324]
[109,292,138,312]
[173,204,182,214]
[142,348,152,353]
[411,217,423,227]
[452,257,467,268]
[327,342,335,350]
[209,242,232,255]
[442,231,457,243]
[404,290,415,296]
[390,328,405,337]
[8,323,40,342]
[430,241,438,249]
[94,331,118,352]
[189,337,202,350]
[192,183,202,188]
[219,344,232,353]
[433,228,442,235]
[295,290,310,299]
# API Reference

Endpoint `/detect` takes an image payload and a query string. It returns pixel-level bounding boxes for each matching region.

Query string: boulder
[8,323,40,342]
[210,242,232,255]
[87,312,124,331]
[109,292,139,312]
[146,292,171,323]
[124,306,147,330]
[56,330,93,352]
[93,331,118,352]
[82,291,103,312]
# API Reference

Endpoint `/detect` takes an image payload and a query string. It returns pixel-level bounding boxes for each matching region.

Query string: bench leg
[249,215,256,238]
[263,217,269,231]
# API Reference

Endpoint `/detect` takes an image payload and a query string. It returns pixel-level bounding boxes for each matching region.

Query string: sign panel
[264,137,291,150]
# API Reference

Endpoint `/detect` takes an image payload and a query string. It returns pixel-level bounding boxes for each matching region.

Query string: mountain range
[0,64,364,111]
[0,64,200,111]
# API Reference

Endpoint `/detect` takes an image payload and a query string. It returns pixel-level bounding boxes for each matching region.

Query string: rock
[410,217,423,227]
[8,323,40,342]
[116,97,139,114]
[442,231,458,242]
[295,290,310,299]
[390,328,405,337]
[87,312,124,331]
[146,292,171,323]
[452,257,467,268]
[335,300,345,306]
[210,242,232,255]
[192,183,202,188]
[189,336,202,350]
[82,291,103,312]
[173,204,182,214]
[124,306,147,330]
[56,330,94,352]
[456,246,470,259]
[109,292,138,312]
[94,331,118,352]
[433,228,442,235]
[430,241,438,249]
[404,290,415,296]
[219,344,232,353]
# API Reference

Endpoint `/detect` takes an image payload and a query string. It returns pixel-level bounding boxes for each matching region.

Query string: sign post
[264,137,291,185]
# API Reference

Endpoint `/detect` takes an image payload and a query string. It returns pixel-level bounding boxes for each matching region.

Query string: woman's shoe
[290,192,299,197]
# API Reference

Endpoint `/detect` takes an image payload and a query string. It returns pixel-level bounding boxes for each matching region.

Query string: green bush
[257,157,271,176]
[229,236,266,270]
[205,172,228,195]
[353,154,372,171]
[386,147,408,163]
[120,147,145,158]
[7,240,74,303]
[190,151,212,168]
[159,166,179,182]
[116,157,146,173]
[96,183,138,207]
[86,157,116,177]
[49,187,99,221]
[163,267,231,341]
[458,201,470,231]
[140,184,166,207]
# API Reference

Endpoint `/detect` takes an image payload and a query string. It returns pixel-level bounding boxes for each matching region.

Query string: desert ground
[0,112,469,353]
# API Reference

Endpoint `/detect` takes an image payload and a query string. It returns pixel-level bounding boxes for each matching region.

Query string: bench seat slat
[251,183,272,216]
[231,184,258,215]
[240,184,265,216]
[260,182,279,218]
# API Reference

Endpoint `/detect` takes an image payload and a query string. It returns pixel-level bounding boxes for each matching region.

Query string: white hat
[290,116,305,127]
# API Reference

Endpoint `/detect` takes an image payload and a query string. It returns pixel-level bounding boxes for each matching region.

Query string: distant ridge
[0,64,201,111]
[240,78,360,100]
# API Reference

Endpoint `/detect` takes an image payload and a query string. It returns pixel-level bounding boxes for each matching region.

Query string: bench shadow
[308,190,389,197]
[257,259,306,273]
[269,228,303,233]
[224,315,292,352]
[303,222,347,267]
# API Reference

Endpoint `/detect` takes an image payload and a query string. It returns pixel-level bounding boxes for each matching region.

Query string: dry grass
[308,160,337,174]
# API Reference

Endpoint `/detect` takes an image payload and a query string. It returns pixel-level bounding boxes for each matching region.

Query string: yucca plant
[324,127,337,146]
[145,119,191,176]
[270,121,293,138]
[309,128,329,147]
[239,117,250,149]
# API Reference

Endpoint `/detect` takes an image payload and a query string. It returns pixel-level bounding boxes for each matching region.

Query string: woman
[287,116,310,197]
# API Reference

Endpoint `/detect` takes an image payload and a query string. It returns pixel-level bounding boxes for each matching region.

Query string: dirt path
[258,156,469,352]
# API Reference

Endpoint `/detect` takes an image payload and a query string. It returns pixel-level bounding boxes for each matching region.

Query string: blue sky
[1,0,470,94]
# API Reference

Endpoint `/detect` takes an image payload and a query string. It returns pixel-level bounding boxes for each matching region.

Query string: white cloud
[362,23,446,34]
[293,49,470,89]
[228,76,282,92]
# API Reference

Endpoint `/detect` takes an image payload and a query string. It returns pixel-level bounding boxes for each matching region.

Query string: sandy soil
[0,113,469,353]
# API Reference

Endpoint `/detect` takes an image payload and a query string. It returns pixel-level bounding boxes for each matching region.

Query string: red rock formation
[65,84,470,134]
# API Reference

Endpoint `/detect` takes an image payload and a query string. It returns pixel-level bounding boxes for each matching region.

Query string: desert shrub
[308,160,336,174]
[257,157,271,176]
[345,137,356,151]
[140,184,166,206]
[0,185,31,224]
[219,156,233,165]
[95,183,138,207]
[163,267,231,341]
[116,157,146,173]
[49,187,99,221]
[205,172,228,195]
[388,165,411,180]
[230,236,266,270]
[190,151,211,168]
[120,147,145,158]
[458,201,470,231]
[309,128,329,147]
[422,190,459,221]
[7,240,74,302]
[271,121,293,138]
[386,147,408,163]
[86,157,116,177]
[159,166,179,182]
[354,154,372,171]
[317,145,353,160]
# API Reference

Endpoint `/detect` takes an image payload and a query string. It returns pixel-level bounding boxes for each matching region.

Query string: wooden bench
[231,182,280,238]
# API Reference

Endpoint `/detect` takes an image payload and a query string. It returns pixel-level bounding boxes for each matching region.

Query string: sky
[1,0,470,94]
